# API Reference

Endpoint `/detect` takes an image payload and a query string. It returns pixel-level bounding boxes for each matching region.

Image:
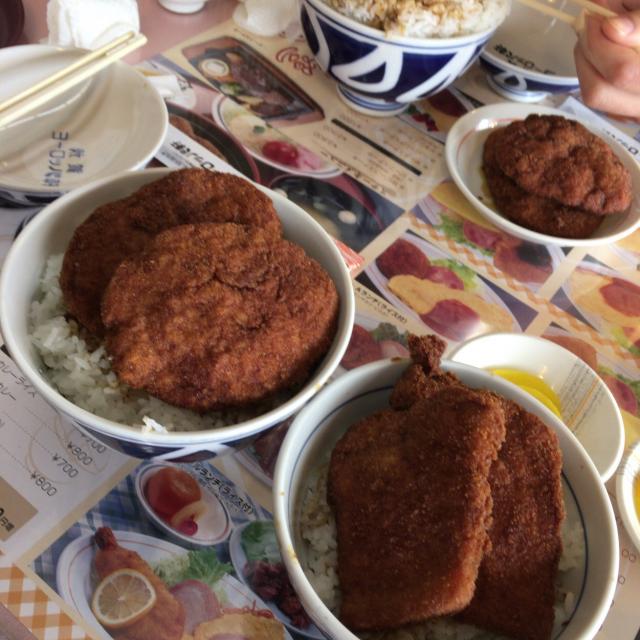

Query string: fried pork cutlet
[102,223,338,412]
[94,527,185,640]
[488,115,632,215]
[61,169,281,337]
[459,399,564,640]
[328,385,506,630]
[483,129,603,239]
[389,333,460,410]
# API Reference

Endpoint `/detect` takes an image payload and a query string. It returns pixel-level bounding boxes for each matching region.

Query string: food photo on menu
[3,0,640,639]
[31,461,316,640]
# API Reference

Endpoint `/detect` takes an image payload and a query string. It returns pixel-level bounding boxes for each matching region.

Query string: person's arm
[574,4,640,118]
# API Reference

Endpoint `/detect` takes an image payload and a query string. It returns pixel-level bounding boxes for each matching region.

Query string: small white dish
[449,332,625,481]
[158,0,207,13]
[616,440,640,553]
[135,462,231,547]
[0,45,167,204]
[480,0,580,102]
[445,103,640,247]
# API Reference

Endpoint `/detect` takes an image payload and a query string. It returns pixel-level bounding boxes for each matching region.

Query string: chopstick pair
[515,0,615,26]
[0,31,147,130]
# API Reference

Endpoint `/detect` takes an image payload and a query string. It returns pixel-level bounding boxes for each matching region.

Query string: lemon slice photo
[91,568,157,629]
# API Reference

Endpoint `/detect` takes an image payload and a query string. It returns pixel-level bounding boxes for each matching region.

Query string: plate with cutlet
[274,334,620,640]
[445,103,640,247]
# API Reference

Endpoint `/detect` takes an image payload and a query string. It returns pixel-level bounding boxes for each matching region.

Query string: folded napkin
[233,0,298,37]
[47,0,140,49]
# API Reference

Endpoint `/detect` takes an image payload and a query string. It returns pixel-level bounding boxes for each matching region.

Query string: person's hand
[574,2,640,118]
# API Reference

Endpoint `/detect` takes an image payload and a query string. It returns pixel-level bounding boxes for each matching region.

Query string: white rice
[325,0,510,38]
[299,460,584,640]
[29,255,278,432]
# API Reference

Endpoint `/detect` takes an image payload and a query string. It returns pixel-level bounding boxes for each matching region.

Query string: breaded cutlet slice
[61,169,281,337]
[459,399,564,640]
[328,386,506,631]
[390,333,461,410]
[483,129,603,240]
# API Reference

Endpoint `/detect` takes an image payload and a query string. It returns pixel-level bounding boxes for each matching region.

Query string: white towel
[233,0,298,37]
[47,0,140,50]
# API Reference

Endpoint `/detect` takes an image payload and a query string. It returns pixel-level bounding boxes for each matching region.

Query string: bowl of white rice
[273,358,619,640]
[0,168,355,460]
[300,0,510,116]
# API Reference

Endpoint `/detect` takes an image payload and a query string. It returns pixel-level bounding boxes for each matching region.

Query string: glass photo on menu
[182,37,325,125]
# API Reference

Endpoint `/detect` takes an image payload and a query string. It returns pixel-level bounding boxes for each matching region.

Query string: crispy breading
[101,223,338,412]
[458,399,564,640]
[94,527,185,640]
[389,334,460,409]
[61,169,281,336]
[328,386,506,630]
[488,115,632,215]
[483,128,604,239]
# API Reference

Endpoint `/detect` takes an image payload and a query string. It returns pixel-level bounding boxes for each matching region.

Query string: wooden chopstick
[0,31,147,129]
[516,0,615,26]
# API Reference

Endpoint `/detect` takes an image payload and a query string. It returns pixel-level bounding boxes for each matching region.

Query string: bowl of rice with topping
[273,351,619,640]
[0,168,355,460]
[300,0,510,116]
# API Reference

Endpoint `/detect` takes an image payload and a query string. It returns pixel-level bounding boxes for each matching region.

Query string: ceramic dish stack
[0,45,167,205]
[479,0,580,101]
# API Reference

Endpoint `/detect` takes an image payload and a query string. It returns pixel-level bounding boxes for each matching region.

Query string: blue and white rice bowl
[300,0,508,116]
[273,359,619,640]
[480,0,580,101]
[0,168,355,460]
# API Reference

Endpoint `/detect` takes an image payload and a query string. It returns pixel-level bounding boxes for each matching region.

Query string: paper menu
[0,352,131,562]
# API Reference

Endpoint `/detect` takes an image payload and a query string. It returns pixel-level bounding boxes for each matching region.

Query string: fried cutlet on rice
[101,223,338,412]
[61,169,281,337]
[328,385,506,630]
[488,115,632,215]
[459,399,564,640]
[483,129,604,239]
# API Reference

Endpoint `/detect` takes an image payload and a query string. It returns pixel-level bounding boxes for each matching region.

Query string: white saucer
[616,441,640,553]
[449,332,625,482]
[445,103,640,247]
[0,45,167,204]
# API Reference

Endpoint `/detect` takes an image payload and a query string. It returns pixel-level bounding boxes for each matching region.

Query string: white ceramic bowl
[479,0,579,102]
[0,168,355,460]
[445,103,640,247]
[616,440,640,553]
[273,359,619,640]
[449,332,625,482]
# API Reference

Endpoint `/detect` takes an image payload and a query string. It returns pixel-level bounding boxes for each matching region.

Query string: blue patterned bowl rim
[303,0,500,48]
[480,48,580,86]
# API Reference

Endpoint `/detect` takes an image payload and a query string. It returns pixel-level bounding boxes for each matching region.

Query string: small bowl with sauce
[449,332,625,482]
[616,440,640,553]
